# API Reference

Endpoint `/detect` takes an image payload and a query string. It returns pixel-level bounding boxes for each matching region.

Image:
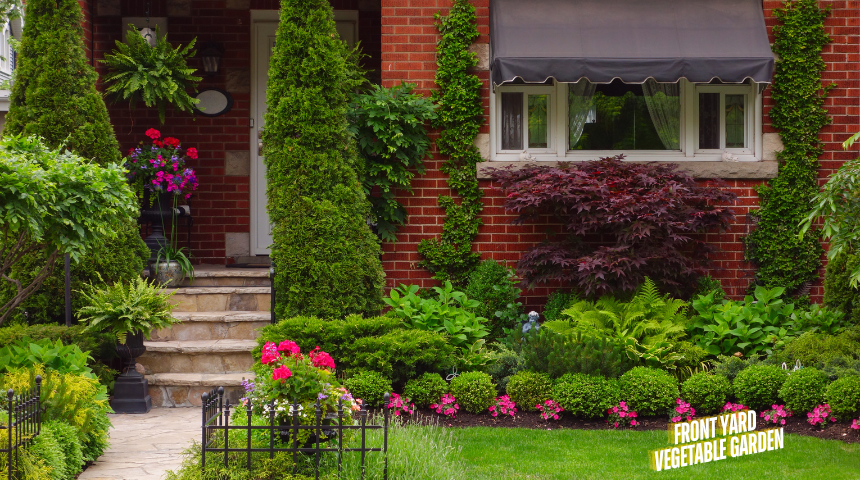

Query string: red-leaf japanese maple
[486,156,737,296]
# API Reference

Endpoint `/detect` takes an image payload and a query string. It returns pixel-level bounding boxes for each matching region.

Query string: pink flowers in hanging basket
[124,128,199,199]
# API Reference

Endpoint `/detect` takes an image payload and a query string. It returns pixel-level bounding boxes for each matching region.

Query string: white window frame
[0,22,10,76]
[494,85,556,155]
[692,83,757,155]
[489,79,763,162]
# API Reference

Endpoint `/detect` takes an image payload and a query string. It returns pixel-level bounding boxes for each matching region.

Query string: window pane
[698,93,720,149]
[528,94,548,149]
[725,94,745,148]
[501,92,523,150]
[571,80,676,150]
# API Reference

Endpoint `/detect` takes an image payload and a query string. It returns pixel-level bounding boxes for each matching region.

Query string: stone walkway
[78,407,199,480]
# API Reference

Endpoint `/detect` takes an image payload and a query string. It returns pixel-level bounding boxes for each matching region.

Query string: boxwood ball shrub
[619,367,679,416]
[505,371,553,412]
[551,373,619,418]
[404,373,449,408]
[778,367,829,414]
[343,371,391,408]
[681,373,733,415]
[450,371,497,414]
[732,365,789,411]
[825,375,860,420]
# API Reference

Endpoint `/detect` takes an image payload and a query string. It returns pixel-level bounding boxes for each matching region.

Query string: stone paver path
[79,407,199,480]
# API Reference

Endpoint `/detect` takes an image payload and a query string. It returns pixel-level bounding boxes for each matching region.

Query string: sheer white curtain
[642,79,681,150]
[568,79,596,149]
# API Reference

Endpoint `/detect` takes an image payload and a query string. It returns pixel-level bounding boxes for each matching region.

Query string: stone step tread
[172,311,271,322]
[189,267,270,278]
[143,339,258,354]
[146,372,254,387]
[165,287,271,295]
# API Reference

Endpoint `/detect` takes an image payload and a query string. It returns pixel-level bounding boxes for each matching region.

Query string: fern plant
[556,278,689,346]
[77,276,178,343]
[100,26,201,123]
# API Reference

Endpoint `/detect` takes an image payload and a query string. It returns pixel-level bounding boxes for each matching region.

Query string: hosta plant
[485,156,736,296]
[78,276,178,343]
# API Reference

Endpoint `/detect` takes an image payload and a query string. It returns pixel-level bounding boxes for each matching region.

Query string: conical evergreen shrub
[262,0,384,319]
[0,0,148,324]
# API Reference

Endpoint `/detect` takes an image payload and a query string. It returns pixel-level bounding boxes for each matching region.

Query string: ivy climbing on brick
[744,0,830,294]
[417,0,485,286]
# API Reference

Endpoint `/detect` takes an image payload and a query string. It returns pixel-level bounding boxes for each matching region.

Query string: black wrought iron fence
[201,387,389,480]
[1,376,42,480]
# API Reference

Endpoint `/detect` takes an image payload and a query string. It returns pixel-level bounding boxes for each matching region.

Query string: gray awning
[490,0,775,85]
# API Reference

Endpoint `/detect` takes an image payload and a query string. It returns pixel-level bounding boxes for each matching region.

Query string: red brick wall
[380,0,860,309]
[91,1,382,263]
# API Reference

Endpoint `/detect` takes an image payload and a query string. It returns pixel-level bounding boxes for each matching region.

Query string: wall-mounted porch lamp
[200,43,223,76]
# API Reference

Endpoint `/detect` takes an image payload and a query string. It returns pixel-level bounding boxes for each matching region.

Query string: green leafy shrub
[823,249,860,325]
[384,282,490,349]
[732,365,789,411]
[263,0,384,320]
[543,291,578,322]
[688,286,803,357]
[255,315,453,388]
[618,367,679,416]
[482,343,524,393]
[693,276,726,302]
[711,354,761,382]
[343,371,391,408]
[825,376,860,420]
[816,356,860,381]
[46,420,84,479]
[27,424,66,480]
[519,329,635,379]
[464,260,523,341]
[78,276,179,343]
[552,373,620,418]
[779,328,860,367]
[449,371,496,414]
[404,373,449,408]
[673,341,712,382]
[348,83,436,242]
[681,373,732,415]
[789,304,850,335]
[0,323,114,359]
[778,368,829,414]
[505,371,552,412]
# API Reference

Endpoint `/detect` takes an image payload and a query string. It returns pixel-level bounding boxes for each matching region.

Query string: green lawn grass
[452,428,860,480]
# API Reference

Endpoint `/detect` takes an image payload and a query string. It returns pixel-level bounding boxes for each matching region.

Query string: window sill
[476,160,778,180]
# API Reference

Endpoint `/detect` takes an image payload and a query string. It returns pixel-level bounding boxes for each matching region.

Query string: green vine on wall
[417,0,485,286]
[744,0,831,293]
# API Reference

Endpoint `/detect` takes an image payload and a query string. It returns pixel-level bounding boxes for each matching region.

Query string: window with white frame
[491,78,762,161]
[0,22,10,77]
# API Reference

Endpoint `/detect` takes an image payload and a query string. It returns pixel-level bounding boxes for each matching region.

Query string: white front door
[250,13,359,255]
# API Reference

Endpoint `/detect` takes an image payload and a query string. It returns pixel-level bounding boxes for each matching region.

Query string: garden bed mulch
[407,408,860,444]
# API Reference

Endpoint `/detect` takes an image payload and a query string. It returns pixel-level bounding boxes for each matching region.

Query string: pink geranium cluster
[671,398,696,423]
[125,128,199,199]
[536,399,563,421]
[430,394,459,419]
[852,417,860,431]
[607,401,638,428]
[277,340,301,357]
[489,395,517,418]
[721,402,748,413]
[261,341,280,365]
[387,393,415,417]
[760,405,792,426]
[272,365,292,381]
[308,346,335,370]
[807,404,837,429]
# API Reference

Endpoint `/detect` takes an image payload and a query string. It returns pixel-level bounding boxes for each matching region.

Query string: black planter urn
[140,190,175,263]
[111,330,152,414]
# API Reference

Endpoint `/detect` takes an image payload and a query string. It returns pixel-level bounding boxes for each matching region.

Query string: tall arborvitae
[263,0,384,319]
[0,0,148,324]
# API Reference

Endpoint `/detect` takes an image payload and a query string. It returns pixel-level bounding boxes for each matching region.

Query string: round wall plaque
[194,88,233,117]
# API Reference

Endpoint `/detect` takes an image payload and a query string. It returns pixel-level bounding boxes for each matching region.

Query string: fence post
[6,388,12,480]
[201,392,208,471]
[269,263,275,324]
[384,392,390,480]
[337,398,344,477]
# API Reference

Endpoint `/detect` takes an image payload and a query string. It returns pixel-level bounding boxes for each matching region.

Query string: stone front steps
[139,267,269,407]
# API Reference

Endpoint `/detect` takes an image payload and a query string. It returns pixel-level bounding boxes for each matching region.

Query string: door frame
[249,9,359,256]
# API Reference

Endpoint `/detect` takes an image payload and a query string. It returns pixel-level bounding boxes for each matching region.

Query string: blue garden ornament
[522,311,540,334]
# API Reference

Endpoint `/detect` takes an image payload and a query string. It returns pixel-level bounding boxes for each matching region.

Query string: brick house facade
[83,0,859,308]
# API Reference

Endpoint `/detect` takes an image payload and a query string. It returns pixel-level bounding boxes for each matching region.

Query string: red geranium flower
[145,128,161,140]
[153,140,163,148]
[186,147,198,160]
[272,365,292,381]
[277,340,301,356]
[163,137,181,148]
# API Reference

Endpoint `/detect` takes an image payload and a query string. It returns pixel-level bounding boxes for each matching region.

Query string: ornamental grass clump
[486,156,736,296]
